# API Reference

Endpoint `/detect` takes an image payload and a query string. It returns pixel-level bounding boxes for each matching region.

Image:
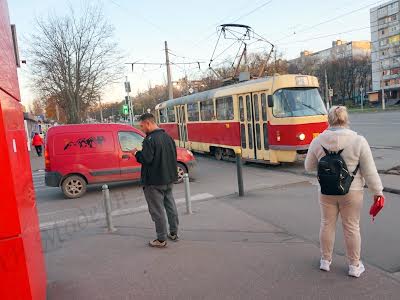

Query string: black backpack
[317,146,360,195]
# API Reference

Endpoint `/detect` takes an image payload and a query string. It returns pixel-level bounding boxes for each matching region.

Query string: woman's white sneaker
[348,261,365,278]
[320,259,332,272]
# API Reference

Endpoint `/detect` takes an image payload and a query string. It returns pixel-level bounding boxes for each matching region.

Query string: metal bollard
[236,152,244,197]
[102,184,116,232]
[183,173,192,214]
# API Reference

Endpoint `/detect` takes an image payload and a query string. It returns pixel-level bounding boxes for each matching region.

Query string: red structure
[0,0,46,299]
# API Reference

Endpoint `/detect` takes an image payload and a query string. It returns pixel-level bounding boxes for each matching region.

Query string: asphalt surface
[350,110,400,148]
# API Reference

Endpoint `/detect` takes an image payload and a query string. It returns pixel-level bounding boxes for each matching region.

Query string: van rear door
[117,131,143,181]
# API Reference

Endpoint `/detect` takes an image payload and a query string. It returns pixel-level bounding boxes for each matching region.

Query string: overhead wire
[274,0,388,43]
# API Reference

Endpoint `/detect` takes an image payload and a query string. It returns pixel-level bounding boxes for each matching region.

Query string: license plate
[313,133,320,139]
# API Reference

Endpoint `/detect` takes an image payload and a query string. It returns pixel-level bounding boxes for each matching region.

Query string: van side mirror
[267,95,274,107]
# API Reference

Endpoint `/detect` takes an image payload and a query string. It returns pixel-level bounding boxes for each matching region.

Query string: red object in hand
[370,195,385,220]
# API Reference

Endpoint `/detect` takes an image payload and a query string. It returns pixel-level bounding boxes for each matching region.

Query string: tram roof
[156,77,273,109]
[155,74,318,109]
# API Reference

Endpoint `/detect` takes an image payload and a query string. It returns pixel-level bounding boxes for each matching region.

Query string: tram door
[239,92,269,160]
[176,105,188,148]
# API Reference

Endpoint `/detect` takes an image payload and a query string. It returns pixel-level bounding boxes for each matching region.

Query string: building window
[216,96,234,120]
[166,107,175,123]
[389,34,400,44]
[187,102,200,121]
[200,99,214,121]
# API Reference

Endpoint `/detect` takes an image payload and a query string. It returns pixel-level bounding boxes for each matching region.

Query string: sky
[8,0,386,107]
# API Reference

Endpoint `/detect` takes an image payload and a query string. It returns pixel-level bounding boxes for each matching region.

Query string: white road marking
[39,193,215,230]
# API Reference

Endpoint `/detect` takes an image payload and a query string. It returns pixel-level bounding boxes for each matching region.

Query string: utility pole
[381,62,386,110]
[99,96,103,123]
[359,86,364,111]
[164,41,173,100]
[324,69,330,110]
[55,104,60,122]
[125,76,134,125]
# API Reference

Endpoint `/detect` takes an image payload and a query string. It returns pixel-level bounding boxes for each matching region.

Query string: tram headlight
[297,133,306,141]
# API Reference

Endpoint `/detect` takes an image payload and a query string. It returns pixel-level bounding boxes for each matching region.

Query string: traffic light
[122,104,129,115]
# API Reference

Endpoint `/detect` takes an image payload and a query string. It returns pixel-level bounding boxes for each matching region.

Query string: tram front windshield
[272,88,327,118]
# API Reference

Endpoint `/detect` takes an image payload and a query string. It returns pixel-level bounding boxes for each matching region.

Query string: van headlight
[186,150,194,157]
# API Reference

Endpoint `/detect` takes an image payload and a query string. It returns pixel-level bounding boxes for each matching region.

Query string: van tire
[61,175,87,199]
[176,162,188,184]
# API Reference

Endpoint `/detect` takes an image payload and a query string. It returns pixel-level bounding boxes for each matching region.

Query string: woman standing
[305,106,383,278]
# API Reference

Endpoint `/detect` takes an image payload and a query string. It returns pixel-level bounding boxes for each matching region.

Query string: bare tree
[30,98,44,115]
[29,4,123,123]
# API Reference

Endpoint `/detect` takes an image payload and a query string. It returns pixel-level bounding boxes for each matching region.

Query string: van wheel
[176,163,188,184]
[61,175,87,199]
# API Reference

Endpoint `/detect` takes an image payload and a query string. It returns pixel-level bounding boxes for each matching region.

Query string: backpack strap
[352,163,360,176]
[322,146,330,155]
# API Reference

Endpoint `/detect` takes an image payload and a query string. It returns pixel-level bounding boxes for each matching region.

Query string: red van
[44,124,196,198]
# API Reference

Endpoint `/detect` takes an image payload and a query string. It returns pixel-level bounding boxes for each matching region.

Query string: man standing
[133,113,179,248]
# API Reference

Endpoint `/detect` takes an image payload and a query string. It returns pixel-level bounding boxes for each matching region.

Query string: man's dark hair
[138,113,155,123]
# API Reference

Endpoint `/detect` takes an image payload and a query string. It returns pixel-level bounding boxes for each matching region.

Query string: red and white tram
[155,74,328,163]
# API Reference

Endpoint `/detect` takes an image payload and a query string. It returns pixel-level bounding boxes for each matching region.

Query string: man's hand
[131,148,138,156]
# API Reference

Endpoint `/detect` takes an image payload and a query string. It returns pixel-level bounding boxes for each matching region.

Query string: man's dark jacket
[135,128,177,186]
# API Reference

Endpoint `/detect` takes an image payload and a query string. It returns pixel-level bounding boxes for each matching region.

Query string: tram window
[216,96,234,120]
[200,99,214,121]
[246,95,251,121]
[248,124,253,149]
[239,96,244,121]
[167,107,176,123]
[159,109,167,123]
[188,103,200,121]
[261,93,268,121]
[263,123,269,149]
[256,124,261,150]
[253,94,259,121]
[241,124,246,148]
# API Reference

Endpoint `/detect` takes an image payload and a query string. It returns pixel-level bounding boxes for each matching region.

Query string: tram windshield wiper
[299,102,325,115]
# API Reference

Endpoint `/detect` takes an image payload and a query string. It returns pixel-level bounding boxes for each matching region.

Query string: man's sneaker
[320,259,332,272]
[348,261,365,278]
[149,239,167,248]
[167,233,179,242]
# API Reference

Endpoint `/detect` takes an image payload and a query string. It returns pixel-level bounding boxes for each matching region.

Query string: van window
[55,132,115,155]
[167,107,176,122]
[118,131,144,151]
[216,96,234,120]
[200,99,214,121]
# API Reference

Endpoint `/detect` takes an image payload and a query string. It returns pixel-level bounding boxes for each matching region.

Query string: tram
[155,74,328,164]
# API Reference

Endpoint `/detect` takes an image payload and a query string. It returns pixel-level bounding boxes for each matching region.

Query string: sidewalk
[30,149,44,171]
[44,190,400,299]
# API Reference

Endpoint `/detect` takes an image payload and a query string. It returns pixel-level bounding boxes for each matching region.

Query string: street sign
[328,89,333,97]
[124,81,131,93]
[122,104,129,115]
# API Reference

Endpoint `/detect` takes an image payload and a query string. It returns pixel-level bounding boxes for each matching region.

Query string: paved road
[34,155,311,225]
[350,110,400,148]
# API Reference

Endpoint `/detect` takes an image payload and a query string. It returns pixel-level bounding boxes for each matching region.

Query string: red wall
[0,1,46,299]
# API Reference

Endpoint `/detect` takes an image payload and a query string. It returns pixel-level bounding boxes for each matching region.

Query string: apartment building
[370,0,400,101]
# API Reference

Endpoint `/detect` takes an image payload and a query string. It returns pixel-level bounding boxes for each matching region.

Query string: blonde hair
[328,106,349,127]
